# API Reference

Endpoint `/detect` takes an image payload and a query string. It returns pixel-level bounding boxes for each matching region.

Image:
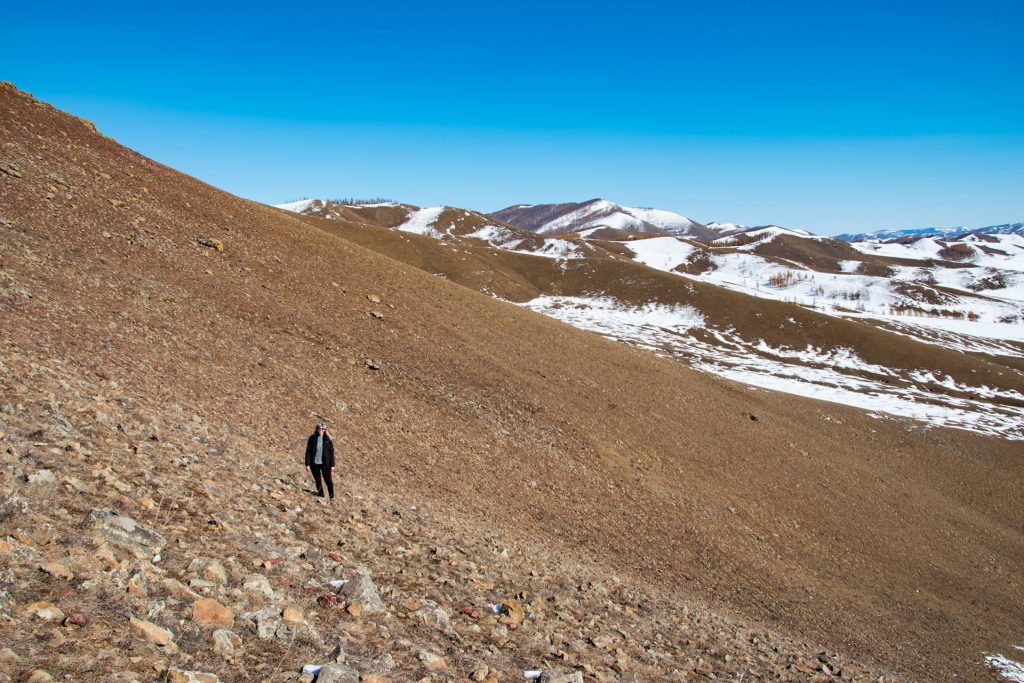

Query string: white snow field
[531,199,704,236]
[520,295,1024,441]
[616,235,1024,352]
[396,206,447,238]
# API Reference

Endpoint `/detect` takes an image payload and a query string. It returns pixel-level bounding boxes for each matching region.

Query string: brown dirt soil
[1,83,1023,682]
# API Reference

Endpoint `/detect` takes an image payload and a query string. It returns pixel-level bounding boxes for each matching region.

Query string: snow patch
[517,294,1024,440]
[275,199,321,213]
[987,648,1024,682]
[622,237,697,272]
[397,207,446,238]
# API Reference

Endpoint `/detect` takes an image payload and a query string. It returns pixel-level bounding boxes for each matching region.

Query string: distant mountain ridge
[835,222,1024,242]
[489,198,725,240]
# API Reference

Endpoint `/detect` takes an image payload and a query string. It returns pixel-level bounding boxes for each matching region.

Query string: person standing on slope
[305,422,335,503]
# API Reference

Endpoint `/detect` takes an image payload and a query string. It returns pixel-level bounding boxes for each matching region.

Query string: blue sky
[6,0,1022,234]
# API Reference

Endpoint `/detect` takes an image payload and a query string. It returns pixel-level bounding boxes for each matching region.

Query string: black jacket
[305,433,335,468]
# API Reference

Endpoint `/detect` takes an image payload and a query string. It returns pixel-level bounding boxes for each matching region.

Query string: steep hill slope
[2,83,1023,682]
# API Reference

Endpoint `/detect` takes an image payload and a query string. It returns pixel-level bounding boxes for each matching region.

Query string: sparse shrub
[331,197,397,206]
[937,242,974,262]
[891,281,953,306]
[716,232,763,248]
[856,261,896,277]
[678,250,716,274]
[766,271,811,288]
[967,270,1008,292]
[913,268,938,285]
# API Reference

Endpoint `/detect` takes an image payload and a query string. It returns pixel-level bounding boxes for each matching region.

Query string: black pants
[310,464,334,499]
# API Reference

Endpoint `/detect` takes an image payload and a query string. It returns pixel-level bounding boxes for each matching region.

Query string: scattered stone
[129,616,178,653]
[418,651,447,671]
[1,163,23,178]
[192,598,233,628]
[127,571,148,597]
[39,561,73,581]
[26,469,56,486]
[242,573,275,600]
[0,540,12,553]
[369,653,395,673]
[282,606,305,626]
[203,560,228,585]
[212,629,241,657]
[167,668,219,683]
[500,599,525,625]
[364,359,381,371]
[367,294,382,304]
[162,577,202,601]
[413,599,457,637]
[541,670,583,683]
[84,509,166,559]
[24,601,64,622]
[252,605,282,640]
[369,310,384,319]
[340,571,385,614]
[93,543,119,570]
[26,672,53,683]
[316,663,360,683]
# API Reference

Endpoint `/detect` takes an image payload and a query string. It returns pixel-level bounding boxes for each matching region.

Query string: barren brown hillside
[1,83,1022,682]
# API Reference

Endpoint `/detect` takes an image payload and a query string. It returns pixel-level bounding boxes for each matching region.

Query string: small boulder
[317,664,360,683]
[202,560,228,585]
[167,668,219,683]
[25,602,64,622]
[192,598,233,628]
[129,617,178,653]
[418,651,447,671]
[282,606,305,626]
[212,629,240,657]
[84,509,166,559]
[26,470,56,487]
[242,573,275,600]
[340,571,385,614]
[39,561,74,581]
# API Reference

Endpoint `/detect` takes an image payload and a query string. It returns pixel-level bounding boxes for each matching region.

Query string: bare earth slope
[1,83,1023,681]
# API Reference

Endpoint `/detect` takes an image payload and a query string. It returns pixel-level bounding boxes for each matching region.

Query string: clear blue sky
[6,1,1022,234]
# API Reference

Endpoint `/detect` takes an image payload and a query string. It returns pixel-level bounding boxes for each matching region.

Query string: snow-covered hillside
[276,199,597,260]
[850,232,1024,272]
[617,232,1024,331]
[489,199,710,237]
